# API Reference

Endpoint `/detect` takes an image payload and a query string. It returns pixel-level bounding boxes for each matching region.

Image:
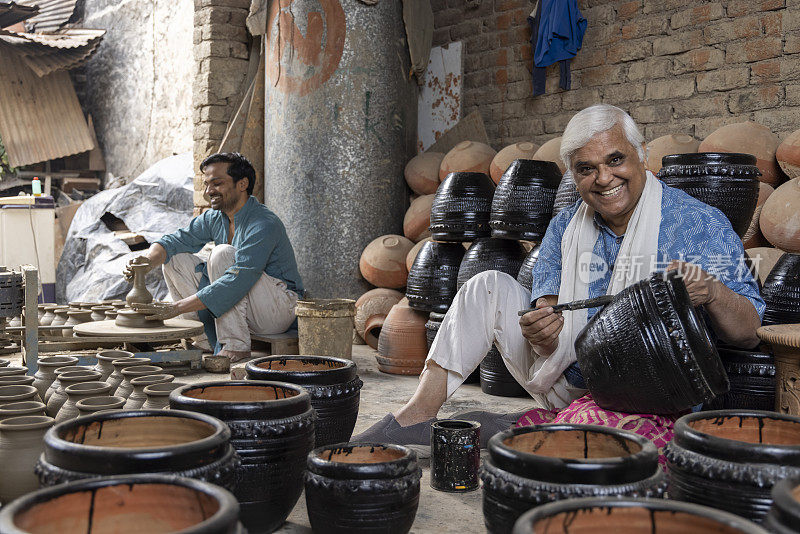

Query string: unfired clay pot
[90,305,113,321]
[376,299,429,375]
[439,140,497,180]
[403,194,434,242]
[106,357,151,392]
[62,309,92,337]
[50,307,73,328]
[405,152,444,194]
[359,235,415,289]
[490,142,540,184]
[45,366,94,404]
[40,304,60,326]
[126,260,153,305]
[141,382,184,410]
[0,385,39,406]
[354,288,404,349]
[0,415,54,502]
[406,237,433,271]
[124,374,174,410]
[699,121,786,186]
[646,133,700,173]
[0,375,34,387]
[115,365,164,399]
[46,370,101,417]
[760,178,800,253]
[32,355,78,400]
[75,395,127,415]
[0,401,46,421]
[532,136,565,173]
[0,366,27,378]
[94,349,134,381]
[56,381,113,422]
[777,129,800,179]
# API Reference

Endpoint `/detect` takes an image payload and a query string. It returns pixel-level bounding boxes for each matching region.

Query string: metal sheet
[418,42,462,152]
[0,2,38,28]
[0,44,94,167]
[17,0,76,32]
[0,28,105,76]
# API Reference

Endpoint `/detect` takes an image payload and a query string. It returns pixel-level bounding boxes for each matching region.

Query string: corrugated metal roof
[0,2,38,28]
[0,42,94,167]
[16,0,75,33]
[0,28,104,76]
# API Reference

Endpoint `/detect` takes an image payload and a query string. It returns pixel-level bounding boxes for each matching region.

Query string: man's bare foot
[218,349,251,363]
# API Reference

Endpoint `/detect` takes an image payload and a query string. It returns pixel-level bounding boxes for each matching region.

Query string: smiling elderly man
[355,104,764,449]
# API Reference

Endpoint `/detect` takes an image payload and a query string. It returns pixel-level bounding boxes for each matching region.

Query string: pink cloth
[516,394,678,468]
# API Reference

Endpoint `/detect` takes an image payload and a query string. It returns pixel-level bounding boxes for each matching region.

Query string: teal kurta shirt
[156,196,304,318]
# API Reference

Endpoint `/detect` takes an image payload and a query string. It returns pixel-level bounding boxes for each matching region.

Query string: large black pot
[761,253,800,326]
[657,152,761,237]
[244,356,361,447]
[576,270,729,414]
[490,159,562,241]
[551,172,581,218]
[515,245,541,294]
[35,410,239,489]
[305,442,422,534]
[430,172,495,242]
[665,410,800,523]
[512,497,769,534]
[0,474,244,534]
[170,381,316,533]
[766,476,800,534]
[480,346,526,398]
[457,238,528,290]
[705,348,775,411]
[405,241,465,313]
[481,424,666,534]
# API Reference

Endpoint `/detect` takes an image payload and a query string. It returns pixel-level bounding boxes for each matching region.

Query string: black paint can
[430,419,480,492]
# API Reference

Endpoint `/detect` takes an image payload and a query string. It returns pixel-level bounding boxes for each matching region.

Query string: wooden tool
[517,295,614,316]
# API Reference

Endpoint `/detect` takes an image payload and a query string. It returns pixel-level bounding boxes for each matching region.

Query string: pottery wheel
[72,318,204,340]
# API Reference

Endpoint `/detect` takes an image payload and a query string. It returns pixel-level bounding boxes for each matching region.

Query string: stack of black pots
[760,253,800,326]
[705,346,775,411]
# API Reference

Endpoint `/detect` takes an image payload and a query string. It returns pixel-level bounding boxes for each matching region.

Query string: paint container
[430,419,480,492]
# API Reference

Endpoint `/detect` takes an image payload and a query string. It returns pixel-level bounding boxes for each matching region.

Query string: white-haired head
[559,104,645,176]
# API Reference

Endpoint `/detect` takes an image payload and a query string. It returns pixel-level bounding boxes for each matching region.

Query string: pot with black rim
[305,442,422,534]
[765,476,800,534]
[0,474,244,534]
[34,409,240,491]
[245,355,362,447]
[405,241,465,313]
[429,172,495,241]
[665,409,800,522]
[169,380,315,533]
[705,347,775,411]
[481,424,666,534]
[760,253,800,326]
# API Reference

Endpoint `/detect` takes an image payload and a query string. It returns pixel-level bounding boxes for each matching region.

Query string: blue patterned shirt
[529,182,765,387]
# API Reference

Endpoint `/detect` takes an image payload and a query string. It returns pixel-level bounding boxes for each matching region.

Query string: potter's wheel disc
[72,319,204,340]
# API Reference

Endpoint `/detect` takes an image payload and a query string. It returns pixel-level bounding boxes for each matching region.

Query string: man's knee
[208,244,236,273]
[163,253,199,280]
[463,270,517,292]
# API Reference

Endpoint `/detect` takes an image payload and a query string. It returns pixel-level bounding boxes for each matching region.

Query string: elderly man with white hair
[355,104,764,450]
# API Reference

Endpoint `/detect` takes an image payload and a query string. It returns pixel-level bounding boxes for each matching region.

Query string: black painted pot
[766,476,800,534]
[0,474,244,534]
[480,346,526,398]
[457,238,528,290]
[169,380,315,533]
[405,241,465,313]
[516,244,541,294]
[551,171,581,218]
[430,172,495,242]
[426,313,479,384]
[490,159,562,241]
[35,410,239,490]
[512,497,769,534]
[576,270,729,414]
[481,424,666,534]
[761,253,800,326]
[431,420,481,492]
[665,410,800,523]
[705,348,775,411]
[305,443,422,534]
[657,152,761,237]
[244,356,361,447]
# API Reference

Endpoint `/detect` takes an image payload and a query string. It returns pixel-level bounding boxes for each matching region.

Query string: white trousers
[162,245,298,352]
[425,270,587,410]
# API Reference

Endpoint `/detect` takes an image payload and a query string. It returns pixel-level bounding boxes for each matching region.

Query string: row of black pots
[761,253,800,326]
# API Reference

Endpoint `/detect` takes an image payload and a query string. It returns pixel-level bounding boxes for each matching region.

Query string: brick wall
[433,0,800,149]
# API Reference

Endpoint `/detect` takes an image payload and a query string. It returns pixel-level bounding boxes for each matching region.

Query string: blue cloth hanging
[528,0,587,96]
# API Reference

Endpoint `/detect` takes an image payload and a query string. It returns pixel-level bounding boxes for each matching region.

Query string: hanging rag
[527,0,587,96]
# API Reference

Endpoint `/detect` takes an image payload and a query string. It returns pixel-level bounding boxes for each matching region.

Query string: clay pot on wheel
[126,259,154,306]
[704,348,775,412]
[46,370,101,417]
[0,415,55,503]
[55,381,113,423]
[305,443,422,534]
[490,142,540,184]
[0,401,46,421]
[457,238,528,290]
[170,381,315,532]
[359,235,416,289]
[376,300,429,375]
[32,355,78,400]
[439,140,497,180]
[516,245,541,293]
[124,374,174,410]
[766,476,800,534]
[699,121,786,186]
[405,152,444,194]
[760,178,800,253]
[355,288,404,350]
[75,395,126,416]
[645,133,701,173]
[0,474,244,534]
[665,410,800,522]
[403,194,434,242]
[760,253,800,326]
[481,424,666,534]
[406,240,466,313]
[141,382,184,410]
[93,349,134,381]
[430,172,495,241]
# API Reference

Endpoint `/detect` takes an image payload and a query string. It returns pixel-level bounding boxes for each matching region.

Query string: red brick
[653,30,703,55]
[670,3,725,30]
[602,83,646,104]
[672,48,725,74]
[578,64,627,87]
[621,16,669,39]
[616,1,642,20]
[495,0,527,12]
[496,49,508,67]
[728,85,783,113]
[561,88,602,110]
[630,103,673,124]
[628,57,672,81]
[703,17,761,45]
[696,68,750,92]
[761,10,784,35]
[606,39,652,63]
[571,48,607,69]
[726,37,783,63]
[495,69,508,85]
[727,0,785,17]
[751,59,782,83]
[672,94,728,118]
[645,77,696,100]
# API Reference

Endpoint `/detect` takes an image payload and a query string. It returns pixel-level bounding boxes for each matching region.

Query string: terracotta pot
[777,128,800,180]
[0,474,244,534]
[406,240,466,313]
[705,348,775,412]
[170,381,315,532]
[745,247,785,285]
[405,151,444,194]
[36,409,239,490]
[766,476,800,534]
[761,253,800,326]
[305,443,422,534]
[89,305,113,321]
[403,194,434,242]
[532,136,565,173]
[516,245,541,293]
[75,395,126,416]
[44,366,94,404]
[646,133,701,173]
[376,301,429,375]
[124,373,174,410]
[551,172,581,218]
[743,182,775,249]
[359,234,415,289]
[141,382,184,410]
[657,153,761,237]
[439,140,497,181]
[93,349,133,381]
[665,410,800,522]
[576,270,728,414]
[0,401,46,421]
[106,357,151,392]
[126,260,153,306]
[699,121,786,186]
[0,415,55,502]
[490,159,562,241]
[457,238,528,290]
[405,236,432,271]
[46,370,101,417]
[480,346,526,398]
[115,365,164,399]
[56,381,113,423]
[512,497,768,534]
[0,366,26,377]
[246,355,363,447]
[32,355,78,400]
[0,385,39,406]
[430,171,495,242]
[490,142,541,184]
[482,424,666,533]
[760,178,800,252]
[354,288,404,349]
